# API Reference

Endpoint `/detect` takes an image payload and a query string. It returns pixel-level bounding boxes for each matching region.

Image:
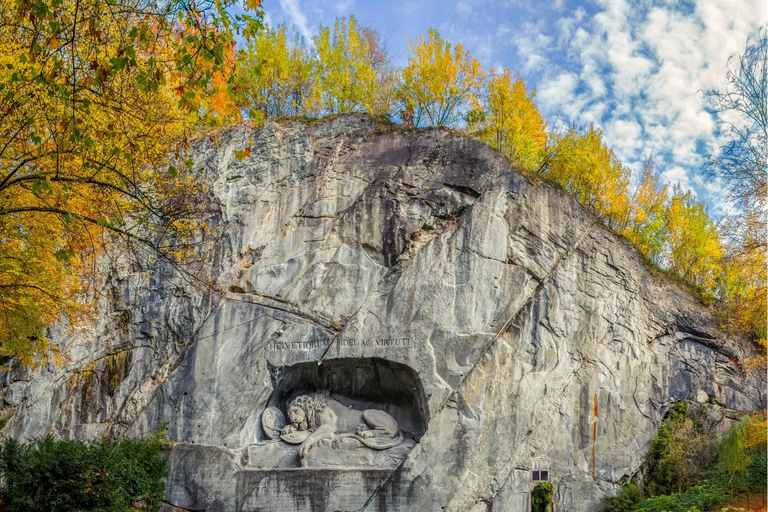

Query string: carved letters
[265,337,411,352]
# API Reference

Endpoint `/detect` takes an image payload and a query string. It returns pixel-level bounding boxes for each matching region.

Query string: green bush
[531,481,554,512]
[602,482,642,512]
[717,415,766,489]
[633,480,729,512]
[642,402,715,496]
[746,454,767,492]
[0,434,168,512]
[605,410,767,512]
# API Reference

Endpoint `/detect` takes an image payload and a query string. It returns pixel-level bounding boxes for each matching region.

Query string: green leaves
[0,434,168,511]
[30,178,52,195]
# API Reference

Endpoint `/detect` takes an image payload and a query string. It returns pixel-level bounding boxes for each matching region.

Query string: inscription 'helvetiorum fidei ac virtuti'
[265,337,411,351]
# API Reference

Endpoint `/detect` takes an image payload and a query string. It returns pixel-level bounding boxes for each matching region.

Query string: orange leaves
[235,147,251,162]
[0,0,256,365]
[743,415,767,450]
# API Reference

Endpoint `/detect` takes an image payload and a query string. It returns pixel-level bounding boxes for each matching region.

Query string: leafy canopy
[468,68,547,173]
[398,28,483,127]
[0,0,262,365]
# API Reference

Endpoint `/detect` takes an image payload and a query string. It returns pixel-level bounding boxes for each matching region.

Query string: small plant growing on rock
[531,481,554,512]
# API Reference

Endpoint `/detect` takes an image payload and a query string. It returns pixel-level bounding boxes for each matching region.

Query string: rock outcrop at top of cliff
[1,114,763,511]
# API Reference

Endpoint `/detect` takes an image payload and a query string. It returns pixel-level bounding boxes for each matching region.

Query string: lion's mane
[288,394,328,430]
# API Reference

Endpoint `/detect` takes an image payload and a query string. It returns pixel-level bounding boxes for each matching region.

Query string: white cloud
[537,71,579,113]
[556,7,587,46]
[335,0,355,14]
[456,0,474,16]
[513,22,553,72]
[524,54,549,73]
[533,0,765,213]
[604,119,643,156]
[661,166,693,192]
[280,0,313,41]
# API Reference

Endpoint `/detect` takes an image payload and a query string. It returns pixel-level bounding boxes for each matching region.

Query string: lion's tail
[337,430,404,450]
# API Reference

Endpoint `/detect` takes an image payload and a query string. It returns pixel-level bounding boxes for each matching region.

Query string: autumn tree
[718,415,767,487]
[665,186,722,289]
[704,28,767,351]
[625,157,669,265]
[643,403,715,496]
[468,69,547,173]
[232,23,317,120]
[705,27,767,244]
[398,28,483,127]
[360,26,397,117]
[197,41,243,126]
[717,247,767,350]
[0,0,262,365]
[314,16,380,115]
[543,125,632,231]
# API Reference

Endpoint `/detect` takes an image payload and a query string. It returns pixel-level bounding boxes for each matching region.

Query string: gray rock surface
[1,114,763,511]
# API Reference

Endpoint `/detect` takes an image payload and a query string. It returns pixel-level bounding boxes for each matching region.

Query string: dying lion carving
[278,394,404,458]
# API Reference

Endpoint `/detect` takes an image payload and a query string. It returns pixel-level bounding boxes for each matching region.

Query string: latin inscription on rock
[265,336,411,351]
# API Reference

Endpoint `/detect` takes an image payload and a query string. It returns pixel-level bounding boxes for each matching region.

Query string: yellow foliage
[544,125,632,230]
[743,415,767,450]
[665,186,723,289]
[469,69,547,173]
[314,17,380,115]
[718,246,767,348]
[398,28,483,127]
[0,0,253,365]
[625,158,669,264]
[233,23,319,119]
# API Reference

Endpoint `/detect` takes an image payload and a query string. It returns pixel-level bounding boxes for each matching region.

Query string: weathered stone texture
[1,114,763,511]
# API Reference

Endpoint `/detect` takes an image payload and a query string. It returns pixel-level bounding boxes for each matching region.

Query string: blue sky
[261,0,766,216]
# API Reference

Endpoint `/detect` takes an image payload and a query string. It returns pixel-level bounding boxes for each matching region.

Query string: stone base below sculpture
[235,468,393,512]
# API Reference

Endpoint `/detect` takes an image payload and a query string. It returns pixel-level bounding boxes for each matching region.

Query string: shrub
[531,481,554,512]
[602,482,642,512]
[605,409,767,512]
[643,402,715,495]
[717,415,766,489]
[746,454,767,492]
[0,434,167,512]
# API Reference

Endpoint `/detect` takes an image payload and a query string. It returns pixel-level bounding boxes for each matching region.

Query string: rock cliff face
[1,115,763,511]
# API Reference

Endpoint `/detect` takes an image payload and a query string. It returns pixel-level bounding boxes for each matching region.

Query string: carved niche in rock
[261,394,404,459]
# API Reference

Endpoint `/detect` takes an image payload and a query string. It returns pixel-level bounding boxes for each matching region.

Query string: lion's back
[327,399,366,431]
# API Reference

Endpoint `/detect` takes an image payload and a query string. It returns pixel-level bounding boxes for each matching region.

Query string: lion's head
[286,394,327,431]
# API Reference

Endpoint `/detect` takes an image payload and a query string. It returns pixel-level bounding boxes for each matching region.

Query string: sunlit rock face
[1,114,763,511]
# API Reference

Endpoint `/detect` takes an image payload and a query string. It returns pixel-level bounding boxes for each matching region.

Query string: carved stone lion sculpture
[275,394,404,458]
